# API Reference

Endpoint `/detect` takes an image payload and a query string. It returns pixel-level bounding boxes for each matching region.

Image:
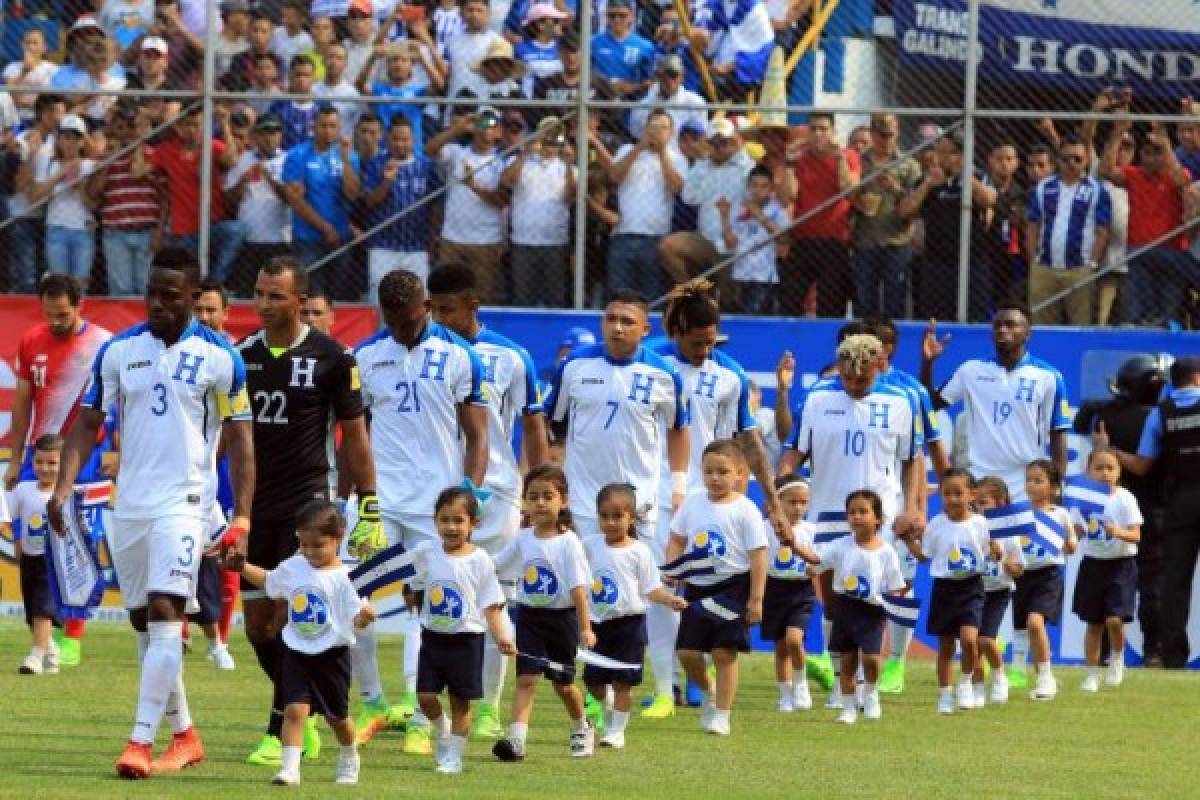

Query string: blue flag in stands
[350,542,417,596]
[813,511,852,544]
[1031,510,1066,556]
[985,501,1037,539]
[882,593,921,628]
[660,549,716,582]
[1064,476,1109,520]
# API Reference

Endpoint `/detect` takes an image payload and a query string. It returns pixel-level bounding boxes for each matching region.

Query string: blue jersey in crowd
[368,82,429,155]
[268,100,321,151]
[590,31,656,84]
[282,140,359,242]
[362,153,442,252]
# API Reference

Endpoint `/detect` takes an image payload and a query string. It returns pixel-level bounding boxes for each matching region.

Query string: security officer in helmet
[1077,354,1169,665]
[1098,355,1200,668]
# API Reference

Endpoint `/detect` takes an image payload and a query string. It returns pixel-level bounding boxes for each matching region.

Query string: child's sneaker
[1105,661,1124,687]
[599,730,625,749]
[19,652,43,675]
[989,674,1009,704]
[1031,670,1057,701]
[824,689,843,710]
[835,706,856,725]
[207,644,236,671]
[862,690,882,720]
[302,716,321,761]
[937,691,955,715]
[792,681,812,711]
[855,680,866,710]
[435,755,463,774]
[491,738,525,762]
[1080,673,1100,693]
[569,725,594,758]
[699,701,716,731]
[776,692,795,713]
[271,769,300,786]
[403,724,432,756]
[335,750,360,784]
[972,682,986,709]
[150,727,205,772]
[705,716,731,736]
[956,681,974,710]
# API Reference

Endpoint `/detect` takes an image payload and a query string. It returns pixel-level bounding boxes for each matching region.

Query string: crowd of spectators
[0,0,1197,325]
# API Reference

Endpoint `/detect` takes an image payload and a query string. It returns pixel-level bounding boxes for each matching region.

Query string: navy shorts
[926,576,985,636]
[188,554,222,625]
[980,589,1011,639]
[19,553,57,626]
[1072,556,1138,624]
[828,596,885,655]
[676,574,752,654]
[1013,565,1063,626]
[583,614,646,687]
[760,578,815,642]
[243,520,298,593]
[516,606,579,684]
[280,644,351,721]
[417,630,485,699]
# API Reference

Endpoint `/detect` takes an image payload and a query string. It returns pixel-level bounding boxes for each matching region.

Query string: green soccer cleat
[403,723,432,756]
[55,633,81,667]
[472,703,505,739]
[877,657,906,694]
[806,652,836,691]
[303,716,321,761]
[354,699,390,745]
[1006,667,1029,689]
[584,692,605,733]
[639,693,676,719]
[394,691,417,719]
[246,734,283,766]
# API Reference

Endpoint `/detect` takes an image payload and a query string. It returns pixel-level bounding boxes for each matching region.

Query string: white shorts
[369,249,429,304]
[384,513,438,591]
[110,515,208,610]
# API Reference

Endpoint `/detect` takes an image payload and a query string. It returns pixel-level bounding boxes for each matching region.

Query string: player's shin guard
[1012,629,1029,669]
[352,623,384,705]
[402,611,421,697]
[132,621,184,745]
[164,669,193,735]
[646,603,681,697]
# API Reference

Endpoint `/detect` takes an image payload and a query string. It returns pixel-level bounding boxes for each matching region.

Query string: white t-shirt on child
[7,482,46,556]
[265,555,365,654]
[729,198,787,284]
[413,541,506,634]
[921,512,991,579]
[584,536,662,622]
[1078,486,1143,560]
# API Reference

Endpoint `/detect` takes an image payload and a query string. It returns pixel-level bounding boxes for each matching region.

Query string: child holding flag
[972,476,1024,705]
[1016,460,1077,701]
[8,435,51,674]
[666,440,769,737]
[1071,447,1142,692]
[584,484,687,749]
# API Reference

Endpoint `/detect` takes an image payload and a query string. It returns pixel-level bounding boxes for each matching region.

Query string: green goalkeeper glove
[348,494,387,561]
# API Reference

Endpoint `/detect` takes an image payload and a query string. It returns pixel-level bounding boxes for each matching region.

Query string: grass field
[0,619,1196,800]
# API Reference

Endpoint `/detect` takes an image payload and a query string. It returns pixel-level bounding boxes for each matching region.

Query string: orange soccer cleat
[115,741,154,780]
[151,727,206,773]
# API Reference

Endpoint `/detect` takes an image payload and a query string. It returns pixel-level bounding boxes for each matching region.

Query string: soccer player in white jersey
[544,289,690,541]
[427,262,548,738]
[641,279,787,719]
[47,249,255,780]
[920,303,1070,502]
[352,269,488,755]
[778,334,925,709]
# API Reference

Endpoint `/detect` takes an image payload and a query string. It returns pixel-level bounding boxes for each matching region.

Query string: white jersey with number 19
[83,321,250,520]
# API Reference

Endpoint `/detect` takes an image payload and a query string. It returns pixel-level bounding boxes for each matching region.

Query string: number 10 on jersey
[844,429,865,456]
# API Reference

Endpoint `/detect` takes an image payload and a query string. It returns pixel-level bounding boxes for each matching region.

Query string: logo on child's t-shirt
[290,587,331,638]
[691,530,727,559]
[427,582,465,632]
[590,572,619,619]
[947,546,978,577]
[772,546,806,577]
[843,574,871,600]
[522,560,560,606]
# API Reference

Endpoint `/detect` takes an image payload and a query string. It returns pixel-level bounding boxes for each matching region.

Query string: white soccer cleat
[335,750,360,784]
[777,693,795,713]
[598,731,625,749]
[936,692,955,715]
[704,716,731,736]
[271,770,300,786]
[1080,674,1100,693]
[956,681,975,710]
[989,676,1009,705]
[792,681,812,711]
[1104,663,1124,687]
[862,690,882,720]
[208,645,236,671]
[835,707,856,725]
[972,682,986,709]
[1031,671,1057,701]
[19,652,43,675]
[435,756,463,775]
[824,690,843,710]
[700,702,717,730]
[569,725,594,758]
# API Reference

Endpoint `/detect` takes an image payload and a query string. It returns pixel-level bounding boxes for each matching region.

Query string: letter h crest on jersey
[867,401,891,430]
[695,371,718,400]
[173,352,204,385]
[290,357,316,388]
[420,349,449,382]
[1015,376,1036,404]
[628,372,654,404]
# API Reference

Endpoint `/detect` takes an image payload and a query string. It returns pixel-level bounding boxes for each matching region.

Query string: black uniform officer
[1103,356,1200,669]
[1076,354,1169,665]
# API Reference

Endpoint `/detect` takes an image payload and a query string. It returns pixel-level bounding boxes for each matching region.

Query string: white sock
[609,709,630,735]
[1012,630,1029,670]
[792,675,807,690]
[449,734,467,758]
[1111,653,1124,668]
[281,745,302,775]
[164,668,192,734]
[646,603,680,697]
[602,685,614,712]
[402,613,421,696]
[432,714,450,738]
[340,744,357,759]
[509,722,528,746]
[940,686,953,698]
[778,681,791,699]
[889,622,913,660]
[712,708,731,724]
[864,681,876,695]
[993,669,1008,686]
[482,627,508,708]
[829,651,842,691]
[822,617,834,649]
[352,623,384,705]
[958,675,972,690]
[1036,661,1052,677]
[1087,665,1101,680]
[572,715,587,733]
[131,621,184,745]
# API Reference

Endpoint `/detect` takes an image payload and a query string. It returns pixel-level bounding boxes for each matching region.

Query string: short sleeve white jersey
[669,493,769,587]
[354,321,486,517]
[1079,486,1143,560]
[9,481,49,556]
[493,528,590,610]
[468,327,542,505]
[543,344,687,526]
[413,541,506,634]
[768,519,815,581]
[83,321,250,520]
[584,536,662,622]
[265,555,365,654]
[939,354,1071,499]
[823,537,907,607]
[921,512,991,579]
[649,339,756,504]
[793,376,921,523]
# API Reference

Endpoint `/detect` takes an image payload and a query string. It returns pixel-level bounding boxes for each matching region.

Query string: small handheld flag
[1030,510,1066,556]
[660,549,716,582]
[985,501,1037,540]
[881,593,921,628]
[519,649,642,675]
[350,542,417,597]
[694,593,745,623]
[1064,476,1109,520]
[44,491,105,620]
[813,511,852,544]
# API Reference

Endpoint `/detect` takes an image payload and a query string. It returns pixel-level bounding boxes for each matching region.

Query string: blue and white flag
[984,501,1037,540]
[694,593,745,623]
[520,648,642,675]
[44,491,105,620]
[813,511,852,544]
[1064,476,1109,521]
[882,593,921,628]
[660,549,716,582]
[350,542,417,597]
[1031,510,1066,556]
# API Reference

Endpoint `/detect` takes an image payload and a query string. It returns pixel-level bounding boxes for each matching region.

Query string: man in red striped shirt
[87,102,163,296]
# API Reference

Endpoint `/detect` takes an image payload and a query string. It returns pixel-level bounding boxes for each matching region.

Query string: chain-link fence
[2,0,1199,326]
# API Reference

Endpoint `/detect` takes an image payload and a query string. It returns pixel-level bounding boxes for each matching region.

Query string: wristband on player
[220,521,248,550]
[671,471,687,496]
[460,478,494,505]
[357,493,380,521]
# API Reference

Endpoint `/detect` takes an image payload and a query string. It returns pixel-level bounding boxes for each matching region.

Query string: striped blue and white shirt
[1026,175,1112,269]
[267,100,320,151]
[362,153,442,253]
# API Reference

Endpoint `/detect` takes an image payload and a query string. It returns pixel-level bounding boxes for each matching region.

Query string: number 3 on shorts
[177,535,195,567]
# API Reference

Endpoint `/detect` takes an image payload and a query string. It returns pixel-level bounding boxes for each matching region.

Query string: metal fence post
[198,0,219,273]
[571,0,594,310]
[956,0,981,323]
